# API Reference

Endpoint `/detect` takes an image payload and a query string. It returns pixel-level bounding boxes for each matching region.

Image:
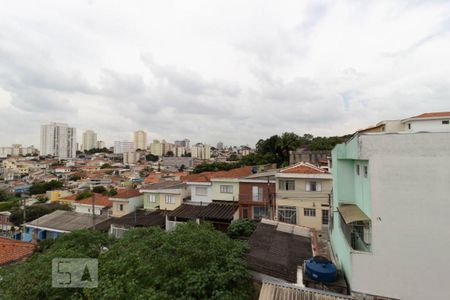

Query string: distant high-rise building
[217,141,224,150]
[0,144,37,158]
[184,138,190,150]
[133,130,147,150]
[113,141,135,154]
[191,143,211,160]
[174,146,186,157]
[150,139,163,156]
[161,139,173,156]
[123,151,141,164]
[82,130,97,151]
[40,122,76,158]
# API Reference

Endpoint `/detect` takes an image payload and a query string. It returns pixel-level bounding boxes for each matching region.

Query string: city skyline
[1,1,450,147]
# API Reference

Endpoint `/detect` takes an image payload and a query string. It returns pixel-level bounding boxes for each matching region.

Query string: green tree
[69,174,82,181]
[0,230,111,300]
[87,223,253,299]
[193,162,242,174]
[0,224,253,300]
[76,190,93,200]
[100,163,113,169]
[92,186,107,194]
[228,219,257,239]
[165,150,174,157]
[29,180,63,195]
[145,153,159,162]
[0,189,15,202]
[9,204,72,226]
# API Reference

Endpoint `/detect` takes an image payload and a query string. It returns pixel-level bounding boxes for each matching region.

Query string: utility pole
[91,189,96,230]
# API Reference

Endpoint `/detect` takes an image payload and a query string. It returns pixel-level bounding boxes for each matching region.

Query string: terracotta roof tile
[111,189,143,199]
[280,162,328,174]
[75,193,112,207]
[184,167,254,183]
[412,112,450,118]
[0,237,35,266]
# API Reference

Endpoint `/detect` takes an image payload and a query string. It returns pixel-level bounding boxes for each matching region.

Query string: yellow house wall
[111,200,129,217]
[276,177,331,229]
[211,179,240,202]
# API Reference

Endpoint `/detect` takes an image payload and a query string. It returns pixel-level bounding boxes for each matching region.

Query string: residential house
[0,211,13,231]
[23,210,109,242]
[97,210,165,238]
[359,111,450,134]
[140,181,190,211]
[238,170,276,220]
[72,193,112,215]
[275,162,332,230]
[110,189,144,217]
[210,166,254,203]
[47,190,74,203]
[166,167,253,231]
[330,131,450,300]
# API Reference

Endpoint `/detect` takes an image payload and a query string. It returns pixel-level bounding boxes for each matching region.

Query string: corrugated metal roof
[259,281,352,300]
[337,204,370,224]
[167,202,238,221]
[247,223,312,283]
[24,210,109,232]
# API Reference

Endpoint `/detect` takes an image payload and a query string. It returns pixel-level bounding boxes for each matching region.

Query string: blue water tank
[305,256,337,283]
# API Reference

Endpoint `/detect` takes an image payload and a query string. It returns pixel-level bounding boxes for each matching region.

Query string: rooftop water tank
[305,256,337,283]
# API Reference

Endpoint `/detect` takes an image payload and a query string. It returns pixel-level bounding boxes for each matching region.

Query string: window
[278,206,297,224]
[304,208,316,217]
[242,207,248,218]
[253,206,268,219]
[443,120,449,125]
[196,187,207,196]
[306,181,321,192]
[148,194,156,203]
[322,209,329,225]
[220,185,233,193]
[356,164,360,175]
[165,195,176,204]
[252,186,263,201]
[279,180,295,191]
[363,166,368,178]
[118,204,124,211]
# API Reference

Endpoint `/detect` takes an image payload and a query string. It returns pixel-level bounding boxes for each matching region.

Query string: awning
[337,204,370,224]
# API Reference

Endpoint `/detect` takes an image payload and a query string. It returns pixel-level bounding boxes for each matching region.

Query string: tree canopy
[192,162,242,173]
[0,223,253,300]
[9,203,72,226]
[145,153,159,162]
[244,132,350,167]
[29,180,63,195]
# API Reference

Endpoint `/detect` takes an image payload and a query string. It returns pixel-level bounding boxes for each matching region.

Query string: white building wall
[73,204,104,215]
[114,141,135,154]
[348,133,450,300]
[40,123,76,158]
[189,184,212,203]
[406,119,450,132]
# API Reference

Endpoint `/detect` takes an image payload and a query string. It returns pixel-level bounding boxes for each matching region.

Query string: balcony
[238,193,274,205]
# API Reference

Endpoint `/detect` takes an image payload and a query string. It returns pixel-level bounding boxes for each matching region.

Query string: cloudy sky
[1,0,449,148]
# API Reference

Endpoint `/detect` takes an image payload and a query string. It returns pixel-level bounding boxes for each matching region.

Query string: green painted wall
[143,192,160,209]
[330,136,372,286]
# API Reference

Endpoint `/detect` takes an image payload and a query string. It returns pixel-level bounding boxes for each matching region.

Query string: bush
[0,224,254,300]
[76,190,93,200]
[228,219,257,239]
